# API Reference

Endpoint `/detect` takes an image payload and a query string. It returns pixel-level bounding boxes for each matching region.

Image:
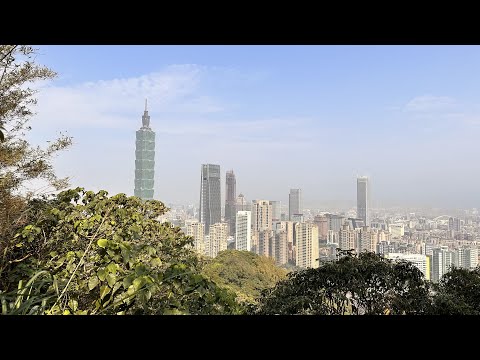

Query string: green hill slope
[202,250,287,303]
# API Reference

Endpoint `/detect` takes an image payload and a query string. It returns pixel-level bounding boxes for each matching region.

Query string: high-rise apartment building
[371,218,388,231]
[313,215,329,241]
[377,241,396,256]
[421,243,436,256]
[468,247,479,269]
[274,221,295,263]
[236,194,248,211]
[339,223,357,252]
[295,222,319,268]
[431,248,444,283]
[251,230,259,255]
[377,229,391,242]
[357,176,369,226]
[186,221,205,255]
[270,201,281,222]
[252,200,272,232]
[327,230,338,245]
[358,226,377,253]
[386,253,430,280]
[325,213,345,233]
[199,164,221,233]
[456,247,479,269]
[291,214,304,223]
[235,211,252,251]
[431,247,455,282]
[274,221,295,244]
[273,230,288,266]
[134,100,155,200]
[206,222,228,258]
[389,223,405,239]
[258,230,272,257]
[224,170,236,236]
[289,189,302,221]
[448,217,462,232]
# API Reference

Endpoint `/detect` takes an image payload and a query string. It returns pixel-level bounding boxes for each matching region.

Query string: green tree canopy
[202,250,287,304]
[0,45,72,242]
[430,267,480,315]
[0,188,243,315]
[255,251,431,315]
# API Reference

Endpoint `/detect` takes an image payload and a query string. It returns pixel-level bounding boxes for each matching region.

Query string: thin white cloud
[404,95,457,113]
[401,95,480,129]
[32,65,312,141]
[26,65,321,203]
[34,64,219,130]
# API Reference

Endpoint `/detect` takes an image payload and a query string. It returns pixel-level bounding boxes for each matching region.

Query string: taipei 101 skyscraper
[134,99,155,200]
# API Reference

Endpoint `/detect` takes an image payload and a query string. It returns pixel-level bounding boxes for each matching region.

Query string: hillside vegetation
[202,250,287,303]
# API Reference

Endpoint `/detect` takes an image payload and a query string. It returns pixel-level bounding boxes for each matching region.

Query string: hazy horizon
[27,45,480,210]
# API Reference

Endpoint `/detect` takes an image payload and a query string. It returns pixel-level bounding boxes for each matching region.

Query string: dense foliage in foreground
[0,189,242,314]
[254,250,480,315]
[255,251,431,315]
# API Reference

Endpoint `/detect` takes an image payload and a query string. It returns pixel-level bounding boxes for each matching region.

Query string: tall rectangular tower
[357,176,369,226]
[270,201,281,222]
[235,211,251,251]
[236,194,249,212]
[186,221,205,255]
[273,230,288,266]
[358,226,377,253]
[295,222,319,269]
[289,189,302,220]
[252,200,272,232]
[313,215,329,241]
[199,164,221,233]
[339,223,357,252]
[225,170,236,236]
[134,100,155,200]
[206,222,228,258]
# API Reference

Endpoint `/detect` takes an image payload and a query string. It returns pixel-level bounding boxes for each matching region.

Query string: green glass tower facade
[134,100,155,200]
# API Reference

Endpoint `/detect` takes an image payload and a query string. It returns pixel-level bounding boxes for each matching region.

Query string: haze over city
[29,45,480,210]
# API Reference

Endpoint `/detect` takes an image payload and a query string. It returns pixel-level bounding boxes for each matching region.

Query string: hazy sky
[29,45,480,210]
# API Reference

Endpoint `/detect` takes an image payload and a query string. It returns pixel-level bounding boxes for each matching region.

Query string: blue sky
[30,45,480,210]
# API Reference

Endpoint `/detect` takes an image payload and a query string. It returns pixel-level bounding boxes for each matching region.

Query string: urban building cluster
[134,105,479,281]
[162,164,480,282]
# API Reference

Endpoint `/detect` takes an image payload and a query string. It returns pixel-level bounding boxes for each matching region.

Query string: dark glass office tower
[199,164,221,233]
[357,176,369,226]
[289,188,302,221]
[225,170,236,236]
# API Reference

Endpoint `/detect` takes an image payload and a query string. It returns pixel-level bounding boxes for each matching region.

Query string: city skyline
[29,45,480,209]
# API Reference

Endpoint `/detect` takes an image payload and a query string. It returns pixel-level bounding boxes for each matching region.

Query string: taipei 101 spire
[134,99,155,200]
[142,99,150,128]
